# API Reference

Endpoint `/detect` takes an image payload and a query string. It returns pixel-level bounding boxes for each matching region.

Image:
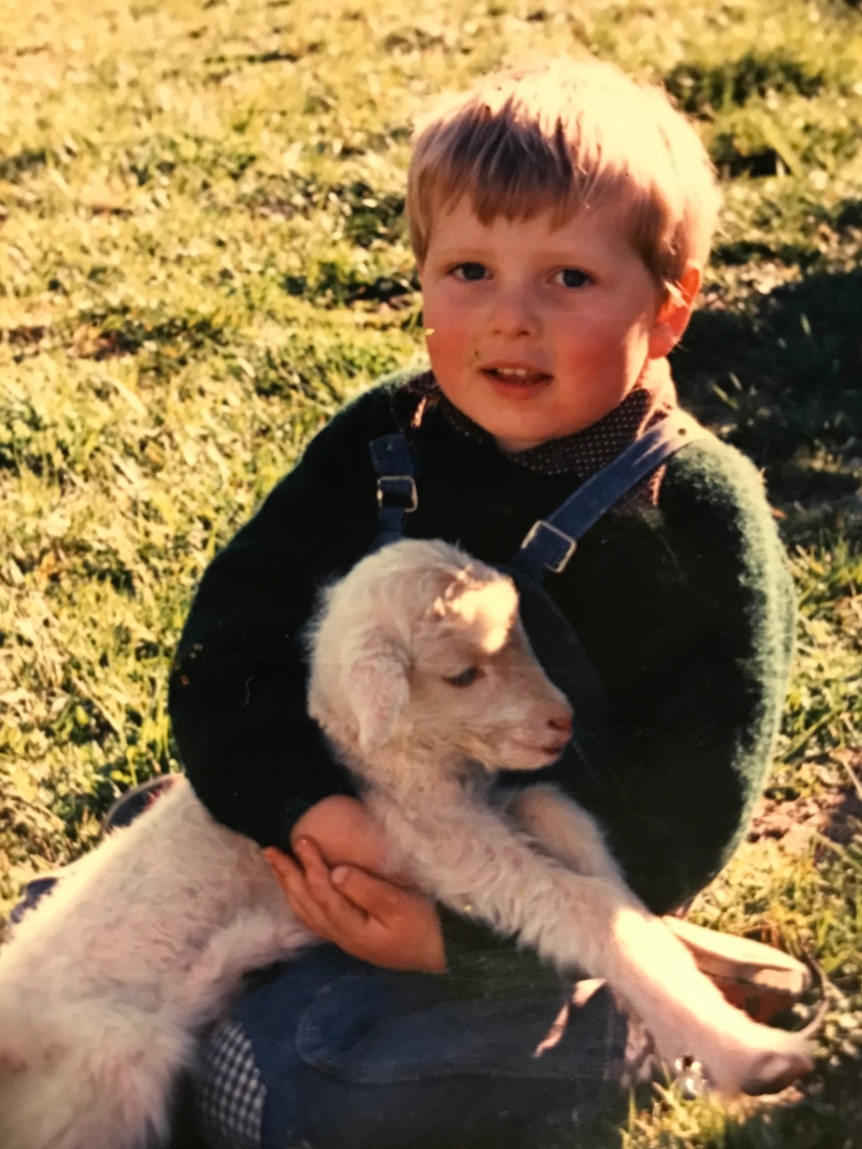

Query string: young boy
[168,58,796,1148]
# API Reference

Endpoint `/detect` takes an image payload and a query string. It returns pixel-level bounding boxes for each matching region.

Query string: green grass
[2,0,861,1144]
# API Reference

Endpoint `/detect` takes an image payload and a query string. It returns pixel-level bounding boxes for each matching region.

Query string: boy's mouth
[482,365,552,387]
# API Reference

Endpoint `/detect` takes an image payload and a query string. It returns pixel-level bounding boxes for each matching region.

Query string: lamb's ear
[343,639,410,754]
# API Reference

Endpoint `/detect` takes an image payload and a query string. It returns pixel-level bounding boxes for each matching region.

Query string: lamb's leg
[504,783,625,882]
[543,874,810,1096]
[173,906,315,1027]
[372,792,810,1096]
[0,1000,189,1149]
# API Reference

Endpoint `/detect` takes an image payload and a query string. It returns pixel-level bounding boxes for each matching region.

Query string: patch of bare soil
[747,750,862,857]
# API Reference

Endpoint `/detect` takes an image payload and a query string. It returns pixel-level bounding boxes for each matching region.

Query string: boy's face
[419,198,695,452]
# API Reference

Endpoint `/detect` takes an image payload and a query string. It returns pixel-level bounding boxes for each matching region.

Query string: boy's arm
[168,392,388,849]
[573,439,796,914]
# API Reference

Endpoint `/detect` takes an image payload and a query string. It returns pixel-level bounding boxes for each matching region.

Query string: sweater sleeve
[168,390,391,848]
[573,439,796,914]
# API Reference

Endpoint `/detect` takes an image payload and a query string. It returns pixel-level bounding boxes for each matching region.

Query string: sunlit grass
[1,0,861,1144]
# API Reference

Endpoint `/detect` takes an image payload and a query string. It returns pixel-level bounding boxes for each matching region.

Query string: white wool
[0,539,809,1149]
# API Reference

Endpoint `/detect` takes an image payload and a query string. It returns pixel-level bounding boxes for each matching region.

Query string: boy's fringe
[406,57,721,295]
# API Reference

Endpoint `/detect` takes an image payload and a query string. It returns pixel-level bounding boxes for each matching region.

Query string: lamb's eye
[444,666,483,688]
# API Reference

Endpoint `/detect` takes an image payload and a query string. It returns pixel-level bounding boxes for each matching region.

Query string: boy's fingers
[283,876,359,940]
[330,868,447,972]
[264,847,312,905]
[267,838,330,894]
[263,844,444,971]
[331,865,405,921]
[264,839,437,968]
[264,846,297,880]
[276,839,374,938]
[294,837,344,894]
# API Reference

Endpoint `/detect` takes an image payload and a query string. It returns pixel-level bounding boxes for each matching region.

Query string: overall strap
[369,433,417,546]
[510,411,712,582]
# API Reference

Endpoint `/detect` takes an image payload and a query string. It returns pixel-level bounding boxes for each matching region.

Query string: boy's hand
[262,796,445,973]
[265,840,447,973]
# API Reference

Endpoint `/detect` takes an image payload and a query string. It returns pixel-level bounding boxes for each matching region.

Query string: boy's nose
[487,288,541,338]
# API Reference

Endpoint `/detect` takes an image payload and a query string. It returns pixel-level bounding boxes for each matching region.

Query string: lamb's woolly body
[0,538,809,1149]
[0,781,312,1149]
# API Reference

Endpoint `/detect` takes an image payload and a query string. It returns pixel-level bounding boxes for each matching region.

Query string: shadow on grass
[674,265,862,454]
[672,263,862,538]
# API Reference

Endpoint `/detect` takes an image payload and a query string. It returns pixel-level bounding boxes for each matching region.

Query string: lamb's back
[0,779,281,1002]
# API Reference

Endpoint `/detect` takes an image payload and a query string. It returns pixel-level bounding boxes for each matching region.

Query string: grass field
[1,0,861,1145]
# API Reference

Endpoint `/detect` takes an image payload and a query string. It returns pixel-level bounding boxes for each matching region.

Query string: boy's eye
[557,268,591,289]
[453,262,487,281]
[444,666,484,688]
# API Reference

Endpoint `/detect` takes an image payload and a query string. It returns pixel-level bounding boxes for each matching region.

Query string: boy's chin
[489,419,567,453]
[494,435,547,453]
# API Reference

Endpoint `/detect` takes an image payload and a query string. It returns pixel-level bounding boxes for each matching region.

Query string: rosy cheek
[427,314,470,352]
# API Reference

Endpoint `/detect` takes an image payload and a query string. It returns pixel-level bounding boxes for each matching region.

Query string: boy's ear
[647,263,702,359]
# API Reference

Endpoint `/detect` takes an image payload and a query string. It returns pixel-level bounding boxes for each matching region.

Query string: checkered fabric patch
[195,1020,266,1149]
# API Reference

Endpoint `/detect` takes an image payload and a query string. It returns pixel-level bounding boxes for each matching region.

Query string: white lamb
[0,538,811,1149]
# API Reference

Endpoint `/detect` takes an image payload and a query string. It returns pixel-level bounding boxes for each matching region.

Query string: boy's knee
[291,795,391,875]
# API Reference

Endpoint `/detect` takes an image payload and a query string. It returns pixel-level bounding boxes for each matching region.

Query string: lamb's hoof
[740,1045,814,1096]
[691,1028,813,1098]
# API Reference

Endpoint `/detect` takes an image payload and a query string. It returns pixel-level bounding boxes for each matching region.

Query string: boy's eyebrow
[428,240,602,266]
[423,247,489,267]
[425,239,488,256]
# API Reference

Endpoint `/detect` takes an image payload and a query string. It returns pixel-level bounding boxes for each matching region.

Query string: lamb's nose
[548,714,572,736]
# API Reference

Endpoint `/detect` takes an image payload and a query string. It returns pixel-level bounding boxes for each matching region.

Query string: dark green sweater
[169,373,795,963]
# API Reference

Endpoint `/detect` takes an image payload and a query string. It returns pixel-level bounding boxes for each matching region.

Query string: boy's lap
[187,945,628,1149]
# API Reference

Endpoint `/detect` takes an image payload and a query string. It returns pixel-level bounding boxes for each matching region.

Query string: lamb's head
[307,539,573,779]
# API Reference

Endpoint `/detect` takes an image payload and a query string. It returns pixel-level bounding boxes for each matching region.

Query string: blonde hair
[407,58,720,295]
